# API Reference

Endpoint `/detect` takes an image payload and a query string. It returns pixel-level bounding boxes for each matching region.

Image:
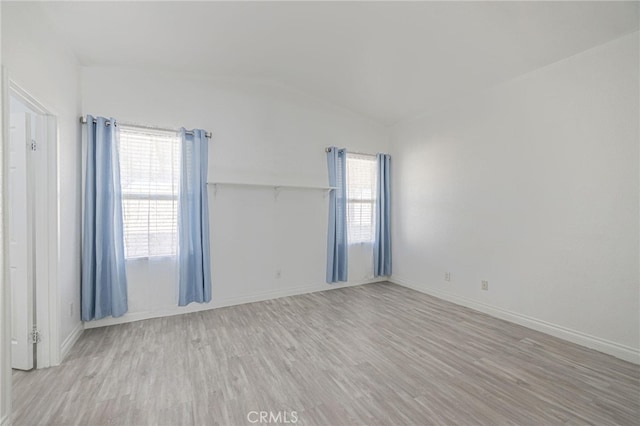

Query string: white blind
[119,125,180,259]
[346,153,377,244]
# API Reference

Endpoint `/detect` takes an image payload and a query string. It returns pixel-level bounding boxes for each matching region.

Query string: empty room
[0,1,638,425]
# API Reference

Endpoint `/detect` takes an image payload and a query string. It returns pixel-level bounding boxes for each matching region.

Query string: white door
[9,112,35,371]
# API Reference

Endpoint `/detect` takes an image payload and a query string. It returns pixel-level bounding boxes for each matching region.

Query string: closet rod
[79,116,212,138]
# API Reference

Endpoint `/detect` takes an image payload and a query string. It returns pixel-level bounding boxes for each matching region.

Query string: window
[119,125,180,259]
[346,153,377,244]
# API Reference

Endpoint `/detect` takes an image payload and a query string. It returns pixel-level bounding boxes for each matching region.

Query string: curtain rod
[79,116,212,139]
[325,147,376,157]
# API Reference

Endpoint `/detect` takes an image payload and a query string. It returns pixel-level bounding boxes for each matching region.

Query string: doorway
[7,84,57,371]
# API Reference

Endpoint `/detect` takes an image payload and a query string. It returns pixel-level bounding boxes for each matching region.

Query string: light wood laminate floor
[12,282,640,425]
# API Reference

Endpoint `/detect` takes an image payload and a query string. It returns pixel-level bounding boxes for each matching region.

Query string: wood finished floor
[12,282,640,425]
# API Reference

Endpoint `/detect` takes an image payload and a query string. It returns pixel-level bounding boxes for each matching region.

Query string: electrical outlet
[445,272,451,282]
[481,280,489,291]
[275,269,282,279]
[69,302,74,317]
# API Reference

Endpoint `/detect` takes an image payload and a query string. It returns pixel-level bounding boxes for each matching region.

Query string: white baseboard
[85,278,385,329]
[60,322,84,362]
[391,277,640,365]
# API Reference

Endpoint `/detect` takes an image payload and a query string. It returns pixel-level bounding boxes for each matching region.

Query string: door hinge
[30,326,41,344]
[30,140,37,151]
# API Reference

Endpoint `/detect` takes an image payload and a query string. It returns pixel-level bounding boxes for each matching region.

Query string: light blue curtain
[374,153,391,277]
[81,115,128,321]
[178,128,212,306]
[326,147,348,283]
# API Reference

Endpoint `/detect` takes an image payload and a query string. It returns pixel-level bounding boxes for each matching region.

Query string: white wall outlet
[70,302,74,317]
[445,272,451,282]
[275,269,282,279]
[481,280,489,291]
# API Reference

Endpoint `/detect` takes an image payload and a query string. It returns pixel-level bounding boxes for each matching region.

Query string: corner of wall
[60,322,83,362]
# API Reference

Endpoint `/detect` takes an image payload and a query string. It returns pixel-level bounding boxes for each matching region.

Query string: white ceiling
[41,1,639,124]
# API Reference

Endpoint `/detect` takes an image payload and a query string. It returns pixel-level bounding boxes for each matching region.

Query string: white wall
[1,3,83,360]
[81,67,390,327]
[391,33,639,363]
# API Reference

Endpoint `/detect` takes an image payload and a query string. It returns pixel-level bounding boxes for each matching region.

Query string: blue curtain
[81,115,128,321]
[178,128,212,306]
[374,153,391,276]
[326,147,348,283]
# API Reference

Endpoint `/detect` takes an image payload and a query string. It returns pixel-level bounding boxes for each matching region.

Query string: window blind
[118,125,180,258]
[346,153,377,244]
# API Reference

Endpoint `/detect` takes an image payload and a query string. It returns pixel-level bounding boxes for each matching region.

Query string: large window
[119,126,180,259]
[346,153,377,244]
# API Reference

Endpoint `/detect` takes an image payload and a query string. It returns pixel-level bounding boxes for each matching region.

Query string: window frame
[345,152,378,245]
[118,125,181,260]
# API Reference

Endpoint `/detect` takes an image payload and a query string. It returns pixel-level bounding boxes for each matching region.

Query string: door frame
[1,65,12,426]
[7,81,60,370]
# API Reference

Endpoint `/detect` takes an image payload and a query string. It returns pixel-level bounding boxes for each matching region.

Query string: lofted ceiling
[40,1,639,124]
